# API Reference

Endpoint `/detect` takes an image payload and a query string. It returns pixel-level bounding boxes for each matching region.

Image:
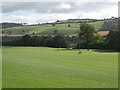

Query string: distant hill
[1,18,118,36]
[100,18,118,31]
[1,22,23,28]
[2,21,103,35]
[55,19,103,23]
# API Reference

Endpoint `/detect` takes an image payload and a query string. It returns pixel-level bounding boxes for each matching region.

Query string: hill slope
[2,21,104,35]
[1,22,23,29]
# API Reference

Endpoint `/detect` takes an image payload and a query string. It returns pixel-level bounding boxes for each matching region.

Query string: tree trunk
[78,39,81,54]
[87,45,89,51]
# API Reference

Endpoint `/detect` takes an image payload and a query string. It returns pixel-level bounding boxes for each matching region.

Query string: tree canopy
[79,23,96,51]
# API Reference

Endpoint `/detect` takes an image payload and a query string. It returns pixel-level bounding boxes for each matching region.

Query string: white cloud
[2,13,76,24]
[76,4,118,19]
[1,0,120,2]
[56,2,72,9]
[1,2,118,24]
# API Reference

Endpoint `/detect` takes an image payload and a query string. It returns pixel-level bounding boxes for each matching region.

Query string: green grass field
[0,48,2,89]
[2,47,118,88]
[2,21,103,35]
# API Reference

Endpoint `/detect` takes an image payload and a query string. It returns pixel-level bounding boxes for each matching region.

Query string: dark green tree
[105,30,120,51]
[22,30,25,32]
[79,23,96,51]
[21,34,31,46]
[68,24,71,27]
[52,23,55,26]
[53,30,58,35]
[52,35,68,48]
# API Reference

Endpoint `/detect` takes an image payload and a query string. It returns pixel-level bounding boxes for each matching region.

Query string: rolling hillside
[2,17,118,36]
[1,22,23,28]
[2,21,104,36]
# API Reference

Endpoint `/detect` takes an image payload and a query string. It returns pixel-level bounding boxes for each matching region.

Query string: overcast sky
[1,1,119,24]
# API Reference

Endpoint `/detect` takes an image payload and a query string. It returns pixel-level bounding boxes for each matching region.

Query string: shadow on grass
[56,48,119,53]
[78,51,83,54]
[56,48,84,54]
[93,49,119,53]
[56,48,78,51]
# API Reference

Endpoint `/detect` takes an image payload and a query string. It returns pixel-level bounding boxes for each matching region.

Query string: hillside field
[2,21,104,35]
[2,47,118,88]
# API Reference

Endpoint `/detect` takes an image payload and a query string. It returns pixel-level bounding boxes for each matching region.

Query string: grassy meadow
[2,47,118,88]
[0,48,2,89]
[2,21,103,35]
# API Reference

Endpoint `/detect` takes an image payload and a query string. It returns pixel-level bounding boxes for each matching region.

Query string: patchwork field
[2,47,118,88]
[2,21,103,35]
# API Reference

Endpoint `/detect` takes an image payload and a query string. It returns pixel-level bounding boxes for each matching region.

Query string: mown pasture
[2,47,118,88]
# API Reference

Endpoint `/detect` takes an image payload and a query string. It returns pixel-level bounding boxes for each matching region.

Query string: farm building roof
[98,31,109,37]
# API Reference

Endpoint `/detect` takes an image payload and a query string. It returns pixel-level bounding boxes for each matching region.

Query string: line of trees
[77,23,119,51]
[2,35,68,48]
[2,23,120,51]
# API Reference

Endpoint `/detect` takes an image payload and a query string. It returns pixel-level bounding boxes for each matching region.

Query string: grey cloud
[77,2,116,12]
[2,2,117,14]
[2,2,60,13]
